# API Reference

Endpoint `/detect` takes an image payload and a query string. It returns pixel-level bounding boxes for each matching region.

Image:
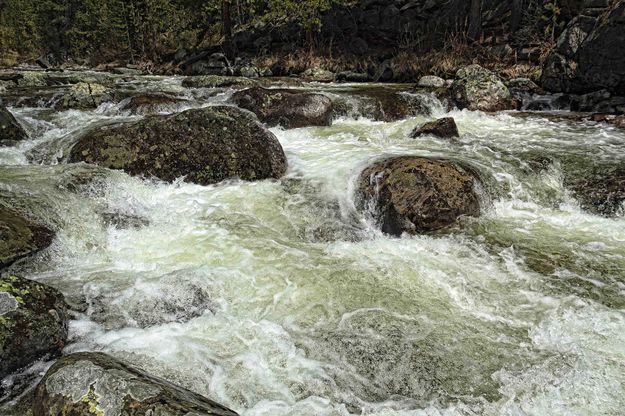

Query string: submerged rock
[0,275,68,379]
[231,87,333,128]
[357,156,481,236]
[452,65,517,112]
[0,106,28,146]
[69,106,287,185]
[411,117,459,139]
[566,166,625,216]
[181,75,258,89]
[28,352,239,415]
[0,207,54,268]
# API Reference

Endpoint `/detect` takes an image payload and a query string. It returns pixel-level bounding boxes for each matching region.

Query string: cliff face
[542,0,625,95]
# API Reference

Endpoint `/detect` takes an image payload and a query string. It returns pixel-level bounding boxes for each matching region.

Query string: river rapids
[1,75,624,415]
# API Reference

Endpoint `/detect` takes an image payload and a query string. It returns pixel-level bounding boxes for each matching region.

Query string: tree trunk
[510,0,523,32]
[221,0,235,60]
[467,0,482,41]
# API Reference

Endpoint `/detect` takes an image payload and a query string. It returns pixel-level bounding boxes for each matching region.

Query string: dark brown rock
[68,106,287,185]
[411,117,459,139]
[231,87,333,128]
[357,156,481,236]
[0,106,28,146]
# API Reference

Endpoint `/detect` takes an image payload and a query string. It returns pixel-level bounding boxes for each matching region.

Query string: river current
[1,75,624,415]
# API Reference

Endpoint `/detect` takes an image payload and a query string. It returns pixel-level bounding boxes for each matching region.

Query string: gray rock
[181,75,258,89]
[417,75,446,88]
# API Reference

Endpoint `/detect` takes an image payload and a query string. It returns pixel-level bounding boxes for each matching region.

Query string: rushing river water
[1,75,625,415]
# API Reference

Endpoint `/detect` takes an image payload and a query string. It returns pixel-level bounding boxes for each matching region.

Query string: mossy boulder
[29,352,238,416]
[357,156,481,236]
[68,106,287,185]
[452,65,517,112]
[53,83,113,110]
[181,75,258,89]
[0,106,28,146]
[231,87,333,128]
[0,207,54,268]
[0,275,68,378]
[411,117,459,139]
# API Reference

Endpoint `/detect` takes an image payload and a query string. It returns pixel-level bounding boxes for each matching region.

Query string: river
[1,75,625,415]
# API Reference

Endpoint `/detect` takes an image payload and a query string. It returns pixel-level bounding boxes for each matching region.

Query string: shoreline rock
[452,65,517,112]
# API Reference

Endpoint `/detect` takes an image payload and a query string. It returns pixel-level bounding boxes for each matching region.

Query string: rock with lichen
[69,106,287,185]
[0,275,68,379]
[0,207,54,268]
[28,352,239,415]
[357,156,481,236]
[452,65,517,112]
[53,82,113,110]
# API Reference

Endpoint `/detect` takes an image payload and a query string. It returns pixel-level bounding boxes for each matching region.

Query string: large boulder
[68,106,287,185]
[29,352,238,415]
[0,275,68,378]
[0,207,54,268]
[231,87,333,128]
[357,156,481,236]
[410,117,459,139]
[451,65,517,111]
[0,106,28,146]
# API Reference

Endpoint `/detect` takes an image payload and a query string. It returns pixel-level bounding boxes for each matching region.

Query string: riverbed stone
[0,106,28,146]
[452,65,517,112]
[0,275,68,379]
[232,87,333,128]
[410,117,459,139]
[417,75,446,88]
[357,156,481,236]
[69,106,287,185]
[29,352,239,415]
[0,207,54,268]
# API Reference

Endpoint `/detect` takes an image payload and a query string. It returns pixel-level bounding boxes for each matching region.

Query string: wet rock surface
[181,75,258,89]
[0,207,54,269]
[357,156,481,236]
[231,87,333,128]
[452,65,517,112]
[52,82,113,110]
[68,106,287,185]
[117,93,189,115]
[410,117,459,139]
[0,106,28,146]
[0,275,68,379]
[27,352,239,415]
